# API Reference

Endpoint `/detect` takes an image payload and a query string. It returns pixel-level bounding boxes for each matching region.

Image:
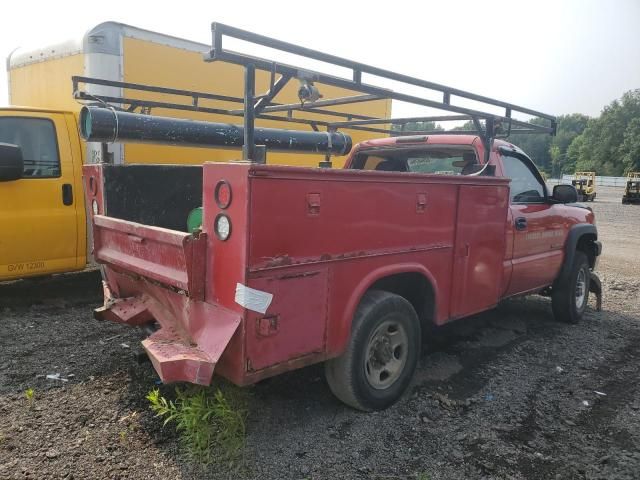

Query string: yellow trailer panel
[121,37,390,168]
[9,54,84,112]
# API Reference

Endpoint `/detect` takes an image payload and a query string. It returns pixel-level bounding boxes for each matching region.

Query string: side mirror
[553,184,578,203]
[0,143,24,182]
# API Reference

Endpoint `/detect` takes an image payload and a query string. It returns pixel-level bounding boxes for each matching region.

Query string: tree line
[398,89,639,177]
[511,89,640,177]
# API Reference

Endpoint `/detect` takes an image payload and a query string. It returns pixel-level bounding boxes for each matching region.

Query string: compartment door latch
[307,192,321,216]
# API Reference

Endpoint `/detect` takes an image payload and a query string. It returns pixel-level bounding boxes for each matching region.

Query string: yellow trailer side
[121,36,390,168]
[9,53,84,112]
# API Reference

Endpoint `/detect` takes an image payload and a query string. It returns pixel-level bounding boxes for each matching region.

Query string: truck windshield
[351,147,481,175]
[0,117,60,177]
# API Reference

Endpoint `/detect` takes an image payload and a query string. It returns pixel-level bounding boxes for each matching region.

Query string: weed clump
[147,386,247,465]
[24,388,35,408]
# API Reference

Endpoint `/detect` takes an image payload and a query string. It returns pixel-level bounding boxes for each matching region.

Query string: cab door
[500,151,564,295]
[0,112,80,280]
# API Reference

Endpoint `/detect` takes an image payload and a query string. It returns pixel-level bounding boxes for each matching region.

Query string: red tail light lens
[215,180,232,209]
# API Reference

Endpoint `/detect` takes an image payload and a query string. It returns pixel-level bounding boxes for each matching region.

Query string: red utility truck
[76,24,602,410]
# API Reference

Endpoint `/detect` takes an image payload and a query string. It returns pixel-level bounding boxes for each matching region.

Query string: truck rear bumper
[141,309,240,385]
[94,276,241,385]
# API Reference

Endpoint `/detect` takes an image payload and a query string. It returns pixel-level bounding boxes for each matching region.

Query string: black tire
[552,251,590,324]
[325,290,421,411]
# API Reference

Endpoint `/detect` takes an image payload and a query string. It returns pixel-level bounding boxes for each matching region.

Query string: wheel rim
[364,319,409,390]
[575,269,587,310]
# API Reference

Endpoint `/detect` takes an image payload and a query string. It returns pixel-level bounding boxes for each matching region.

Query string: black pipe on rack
[79,106,352,156]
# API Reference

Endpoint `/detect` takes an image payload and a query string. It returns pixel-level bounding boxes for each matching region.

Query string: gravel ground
[1,186,639,480]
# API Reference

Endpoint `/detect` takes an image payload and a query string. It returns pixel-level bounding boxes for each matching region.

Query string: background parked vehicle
[0,22,388,282]
[622,172,640,204]
[572,171,597,201]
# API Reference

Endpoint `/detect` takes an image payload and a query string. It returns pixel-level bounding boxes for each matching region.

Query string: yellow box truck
[0,22,390,281]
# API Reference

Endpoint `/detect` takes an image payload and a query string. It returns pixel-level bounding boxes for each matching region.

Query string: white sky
[1,0,639,120]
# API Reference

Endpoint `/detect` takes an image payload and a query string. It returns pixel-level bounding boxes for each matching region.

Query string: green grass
[24,388,35,408]
[147,386,247,465]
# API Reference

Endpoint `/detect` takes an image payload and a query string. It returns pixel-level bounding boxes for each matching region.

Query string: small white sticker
[235,283,273,314]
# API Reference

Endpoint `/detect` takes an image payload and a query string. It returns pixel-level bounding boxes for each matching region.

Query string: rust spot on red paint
[276,271,320,280]
[264,255,293,267]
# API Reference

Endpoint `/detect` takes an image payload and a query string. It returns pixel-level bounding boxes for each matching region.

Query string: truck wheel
[552,251,590,324]
[325,290,420,411]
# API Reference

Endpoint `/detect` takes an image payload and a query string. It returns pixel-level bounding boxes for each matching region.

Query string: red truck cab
[344,134,601,304]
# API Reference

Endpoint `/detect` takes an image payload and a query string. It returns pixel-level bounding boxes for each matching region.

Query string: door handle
[62,184,73,206]
[515,217,527,231]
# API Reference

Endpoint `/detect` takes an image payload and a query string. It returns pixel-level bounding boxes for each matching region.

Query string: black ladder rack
[72,21,556,164]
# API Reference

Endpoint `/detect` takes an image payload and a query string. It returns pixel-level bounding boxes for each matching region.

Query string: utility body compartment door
[245,269,328,372]
[449,185,509,318]
[0,111,80,280]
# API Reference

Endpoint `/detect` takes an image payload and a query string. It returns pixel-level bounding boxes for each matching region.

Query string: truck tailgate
[92,215,206,300]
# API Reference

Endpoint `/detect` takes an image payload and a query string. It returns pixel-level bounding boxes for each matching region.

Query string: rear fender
[332,263,439,355]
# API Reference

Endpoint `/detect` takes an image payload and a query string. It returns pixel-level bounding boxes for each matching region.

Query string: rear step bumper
[143,327,227,385]
[94,279,241,385]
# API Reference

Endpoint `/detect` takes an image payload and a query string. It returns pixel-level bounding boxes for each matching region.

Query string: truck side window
[501,154,544,203]
[0,117,60,178]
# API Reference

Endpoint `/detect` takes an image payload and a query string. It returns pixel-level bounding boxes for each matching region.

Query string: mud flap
[589,271,602,312]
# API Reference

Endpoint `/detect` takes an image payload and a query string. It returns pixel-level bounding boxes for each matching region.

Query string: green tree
[620,117,640,173]
[508,117,552,172]
[452,118,554,172]
[573,89,640,175]
[451,120,476,131]
[564,134,584,174]
[392,120,443,133]
[550,113,590,177]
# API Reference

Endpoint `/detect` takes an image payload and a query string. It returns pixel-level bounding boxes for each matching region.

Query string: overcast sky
[2,0,639,120]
